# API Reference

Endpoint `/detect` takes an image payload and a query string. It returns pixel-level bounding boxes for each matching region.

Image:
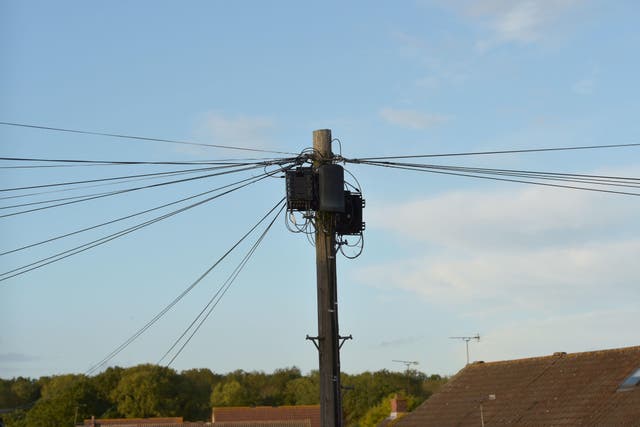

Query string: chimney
[390,395,408,419]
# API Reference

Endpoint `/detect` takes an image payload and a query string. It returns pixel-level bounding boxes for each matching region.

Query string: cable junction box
[336,191,365,235]
[286,167,317,211]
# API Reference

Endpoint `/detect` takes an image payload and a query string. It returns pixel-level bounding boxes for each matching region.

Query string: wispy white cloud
[380,107,451,129]
[0,352,38,363]
[391,31,431,58]
[198,112,275,144]
[572,68,599,95]
[415,76,441,90]
[367,185,637,251]
[390,29,471,90]
[356,239,639,310]
[378,336,424,348]
[472,0,557,43]
[193,111,276,151]
[428,0,585,51]
[355,173,640,312]
[475,309,640,363]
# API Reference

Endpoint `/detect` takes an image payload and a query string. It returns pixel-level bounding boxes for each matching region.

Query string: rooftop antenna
[449,334,481,365]
[392,359,419,371]
[392,360,419,394]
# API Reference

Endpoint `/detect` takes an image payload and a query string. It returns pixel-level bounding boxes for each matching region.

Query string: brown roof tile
[212,406,320,427]
[213,421,309,427]
[83,418,184,426]
[395,346,640,426]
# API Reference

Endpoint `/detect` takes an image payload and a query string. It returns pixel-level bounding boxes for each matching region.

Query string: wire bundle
[345,159,640,196]
[2,120,639,373]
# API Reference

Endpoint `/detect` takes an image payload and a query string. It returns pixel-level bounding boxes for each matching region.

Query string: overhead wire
[162,199,286,367]
[0,165,292,257]
[0,162,295,210]
[0,121,298,156]
[336,165,364,258]
[0,162,286,219]
[361,161,640,188]
[0,155,289,166]
[349,142,640,161]
[0,161,294,193]
[85,198,287,375]
[0,161,294,202]
[348,160,640,197]
[0,164,295,283]
[339,233,364,259]
[411,163,640,185]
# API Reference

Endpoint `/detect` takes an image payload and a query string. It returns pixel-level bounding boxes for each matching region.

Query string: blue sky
[1,0,639,379]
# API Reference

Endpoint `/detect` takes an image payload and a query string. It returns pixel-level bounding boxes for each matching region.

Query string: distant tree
[179,368,221,421]
[10,378,40,407]
[2,410,28,427]
[210,379,247,407]
[241,371,270,405]
[1,378,35,427]
[24,374,100,427]
[261,367,301,405]
[284,372,319,405]
[358,393,422,427]
[2,365,446,427]
[341,370,402,425]
[90,367,124,418]
[0,376,41,427]
[211,368,302,408]
[111,365,182,418]
[0,380,12,408]
[341,370,447,426]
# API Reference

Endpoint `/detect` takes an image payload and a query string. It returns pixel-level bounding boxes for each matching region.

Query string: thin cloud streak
[476,309,640,362]
[195,111,276,148]
[0,352,38,363]
[380,107,451,130]
[426,0,586,51]
[367,186,638,251]
[356,174,640,311]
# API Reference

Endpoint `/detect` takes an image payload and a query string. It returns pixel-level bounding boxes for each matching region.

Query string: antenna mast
[449,334,481,365]
[392,360,419,395]
[392,359,419,371]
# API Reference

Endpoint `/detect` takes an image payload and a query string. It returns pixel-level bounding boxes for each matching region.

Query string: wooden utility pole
[313,129,342,426]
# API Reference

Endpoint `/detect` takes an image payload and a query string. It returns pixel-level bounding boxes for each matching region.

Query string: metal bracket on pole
[339,334,353,349]
[306,334,322,351]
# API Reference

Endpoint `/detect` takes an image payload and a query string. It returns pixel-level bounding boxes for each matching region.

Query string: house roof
[82,418,185,426]
[395,345,640,427]
[212,421,309,427]
[212,406,320,427]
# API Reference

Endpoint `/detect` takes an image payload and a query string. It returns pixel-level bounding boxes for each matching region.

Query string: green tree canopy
[1,365,447,427]
[179,368,221,421]
[111,364,182,418]
[210,379,247,407]
[24,374,101,427]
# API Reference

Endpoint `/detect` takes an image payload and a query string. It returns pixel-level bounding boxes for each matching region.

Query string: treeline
[0,365,446,427]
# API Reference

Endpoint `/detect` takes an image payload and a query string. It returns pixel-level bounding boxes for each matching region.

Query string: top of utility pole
[313,129,333,162]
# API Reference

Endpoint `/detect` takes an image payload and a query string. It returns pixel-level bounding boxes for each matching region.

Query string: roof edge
[464,344,640,368]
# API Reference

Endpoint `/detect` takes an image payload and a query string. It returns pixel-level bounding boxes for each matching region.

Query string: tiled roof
[212,406,320,427]
[213,421,309,427]
[83,418,186,426]
[83,424,203,427]
[395,346,640,427]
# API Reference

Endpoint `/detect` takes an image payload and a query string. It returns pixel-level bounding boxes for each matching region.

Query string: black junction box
[336,191,365,235]
[286,167,317,211]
